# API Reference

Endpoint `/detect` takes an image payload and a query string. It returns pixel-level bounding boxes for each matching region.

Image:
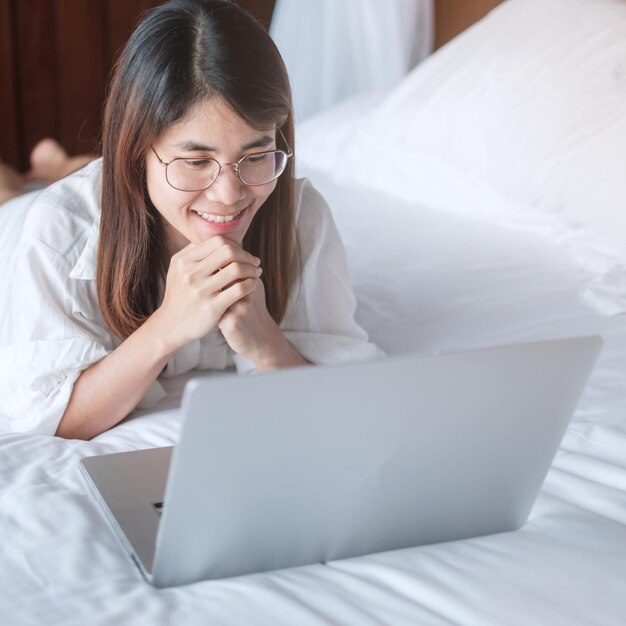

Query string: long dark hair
[98,0,296,340]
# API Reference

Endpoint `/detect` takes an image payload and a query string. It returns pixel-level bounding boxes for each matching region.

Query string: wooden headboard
[435,0,504,49]
[0,0,501,171]
[0,0,275,171]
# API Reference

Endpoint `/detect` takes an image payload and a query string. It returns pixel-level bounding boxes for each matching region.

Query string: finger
[173,235,228,263]
[215,277,258,308]
[184,236,260,267]
[169,235,231,264]
[211,262,262,292]
[169,239,260,283]
[200,243,261,275]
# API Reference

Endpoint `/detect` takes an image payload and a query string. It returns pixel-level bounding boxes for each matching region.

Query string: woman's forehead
[161,97,276,149]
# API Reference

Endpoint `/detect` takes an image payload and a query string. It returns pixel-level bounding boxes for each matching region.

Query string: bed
[2,0,626,624]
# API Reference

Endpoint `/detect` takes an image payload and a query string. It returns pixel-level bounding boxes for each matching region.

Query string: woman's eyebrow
[242,135,275,150]
[173,135,275,152]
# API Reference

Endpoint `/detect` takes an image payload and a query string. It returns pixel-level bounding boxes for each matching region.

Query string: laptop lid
[148,335,601,587]
[80,446,172,581]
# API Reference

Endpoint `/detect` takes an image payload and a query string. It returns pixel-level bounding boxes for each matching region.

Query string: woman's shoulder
[293,177,334,236]
[20,158,103,261]
[294,177,329,212]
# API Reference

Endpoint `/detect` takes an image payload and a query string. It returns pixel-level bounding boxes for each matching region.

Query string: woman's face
[146,97,279,254]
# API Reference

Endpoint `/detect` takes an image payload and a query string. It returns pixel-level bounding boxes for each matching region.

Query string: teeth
[194,209,243,224]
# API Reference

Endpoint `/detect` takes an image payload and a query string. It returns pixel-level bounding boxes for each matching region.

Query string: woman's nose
[203,164,246,205]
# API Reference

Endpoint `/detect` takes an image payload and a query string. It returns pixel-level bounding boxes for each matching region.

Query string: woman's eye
[183,159,212,169]
[246,154,269,164]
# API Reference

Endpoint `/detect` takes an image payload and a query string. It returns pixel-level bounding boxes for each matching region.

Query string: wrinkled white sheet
[1,169,625,625]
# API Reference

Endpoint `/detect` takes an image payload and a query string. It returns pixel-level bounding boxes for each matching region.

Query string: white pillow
[330,0,626,250]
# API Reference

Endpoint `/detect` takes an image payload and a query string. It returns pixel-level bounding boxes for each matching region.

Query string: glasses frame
[151,129,293,192]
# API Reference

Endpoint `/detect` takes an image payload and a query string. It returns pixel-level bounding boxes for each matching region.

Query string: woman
[0,0,381,440]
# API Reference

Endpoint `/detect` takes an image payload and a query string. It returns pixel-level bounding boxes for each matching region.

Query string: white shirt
[0,160,382,435]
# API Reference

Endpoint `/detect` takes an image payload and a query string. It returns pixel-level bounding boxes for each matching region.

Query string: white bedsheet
[2,169,625,625]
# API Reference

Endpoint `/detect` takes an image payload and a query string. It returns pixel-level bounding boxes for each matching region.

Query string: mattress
[2,168,625,625]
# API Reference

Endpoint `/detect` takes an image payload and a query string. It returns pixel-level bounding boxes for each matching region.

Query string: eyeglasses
[151,132,293,192]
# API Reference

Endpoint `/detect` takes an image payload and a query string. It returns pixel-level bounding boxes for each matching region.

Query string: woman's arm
[58,287,312,439]
[55,311,173,440]
[264,180,384,367]
[218,277,310,372]
[56,236,262,440]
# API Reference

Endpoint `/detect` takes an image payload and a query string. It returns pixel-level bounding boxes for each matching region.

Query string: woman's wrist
[253,328,310,372]
[144,307,184,362]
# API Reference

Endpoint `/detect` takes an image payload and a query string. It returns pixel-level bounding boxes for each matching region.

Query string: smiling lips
[192,206,246,224]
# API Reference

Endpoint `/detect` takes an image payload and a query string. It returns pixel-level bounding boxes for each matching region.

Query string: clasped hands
[154,235,290,371]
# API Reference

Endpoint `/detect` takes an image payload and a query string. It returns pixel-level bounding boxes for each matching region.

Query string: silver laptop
[80,336,602,588]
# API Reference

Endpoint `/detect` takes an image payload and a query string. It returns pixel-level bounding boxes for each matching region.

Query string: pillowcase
[329,0,626,251]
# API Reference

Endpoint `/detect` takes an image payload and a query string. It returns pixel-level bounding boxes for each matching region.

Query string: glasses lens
[239,151,288,185]
[167,158,220,191]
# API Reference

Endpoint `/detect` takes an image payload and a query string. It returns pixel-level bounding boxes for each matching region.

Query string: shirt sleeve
[0,237,111,435]
[233,179,385,374]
